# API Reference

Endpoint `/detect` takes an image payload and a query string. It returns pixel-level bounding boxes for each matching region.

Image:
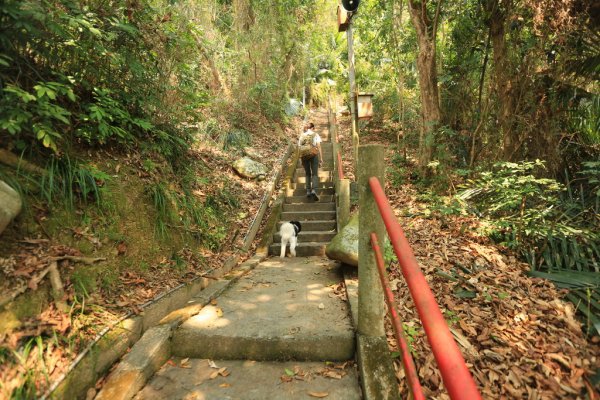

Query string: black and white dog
[279,220,302,258]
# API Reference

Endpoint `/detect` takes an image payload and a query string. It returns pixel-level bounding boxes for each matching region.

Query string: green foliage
[41,156,107,209]
[459,160,600,272]
[72,268,97,297]
[383,238,397,266]
[148,176,239,249]
[147,182,173,238]
[570,96,600,145]
[388,151,412,187]
[9,338,38,400]
[0,0,199,155]
[0,155,107,212]
[2,82,75,151]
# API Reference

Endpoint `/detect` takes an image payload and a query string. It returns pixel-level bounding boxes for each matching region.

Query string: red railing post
[368,176,482,400]
[370,233,425,400]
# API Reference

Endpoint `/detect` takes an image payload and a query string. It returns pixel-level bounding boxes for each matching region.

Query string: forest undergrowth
[337,113,600,399]
[0,113,293,399]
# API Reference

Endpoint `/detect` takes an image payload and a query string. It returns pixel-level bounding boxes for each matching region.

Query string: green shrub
[459,160,600,272]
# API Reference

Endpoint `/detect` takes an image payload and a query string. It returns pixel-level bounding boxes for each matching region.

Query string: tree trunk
[485,0,519,160]
[233,0,254,32]
[407,0,443,170]
[391,0,406,146]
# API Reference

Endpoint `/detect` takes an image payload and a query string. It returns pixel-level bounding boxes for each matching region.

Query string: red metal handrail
[370,233,425,400]
[368,176,482,400]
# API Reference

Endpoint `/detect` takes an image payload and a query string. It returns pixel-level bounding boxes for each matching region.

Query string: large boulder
[326,213,358,266]
[232,157,268,180]
[0,180,22,235]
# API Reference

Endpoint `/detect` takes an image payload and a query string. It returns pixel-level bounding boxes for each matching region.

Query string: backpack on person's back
[299,131,318,161]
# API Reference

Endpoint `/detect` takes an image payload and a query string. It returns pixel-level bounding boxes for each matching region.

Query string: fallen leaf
[117,242,127,256]
[323,370,343,379]
[308,392,329,398]
[209,370,219,379]
[208,360,219,369]
[180,358,191,368]
[318,303,325,310]
[219,383,231,388]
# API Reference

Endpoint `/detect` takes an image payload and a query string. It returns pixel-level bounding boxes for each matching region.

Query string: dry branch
[49,256,107,265]
[48,261,68,312]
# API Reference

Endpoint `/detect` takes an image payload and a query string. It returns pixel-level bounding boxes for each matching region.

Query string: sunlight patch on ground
[187,305,230,328]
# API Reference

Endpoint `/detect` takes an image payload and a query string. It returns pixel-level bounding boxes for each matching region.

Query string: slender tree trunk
[485,0,519,160]
[391,0,406,146]
[408,0,443,170]
[478,27,492,114]
[233,0,254,32]
[191,31,231,98]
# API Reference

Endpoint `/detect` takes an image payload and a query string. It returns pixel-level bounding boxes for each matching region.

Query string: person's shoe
[306,190,311,198]
[311,191,319,201]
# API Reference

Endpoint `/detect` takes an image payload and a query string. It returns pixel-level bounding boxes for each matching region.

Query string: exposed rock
[232,157,267,180]
[326,213,358,266]
[243,147,261,160]
[0,180,22,235]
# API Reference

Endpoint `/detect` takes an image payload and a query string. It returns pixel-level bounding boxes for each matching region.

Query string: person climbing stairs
[269,121,337,258]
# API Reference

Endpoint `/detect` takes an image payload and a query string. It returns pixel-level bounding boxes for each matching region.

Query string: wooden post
[357,144,386,337]
[347,20,360,174]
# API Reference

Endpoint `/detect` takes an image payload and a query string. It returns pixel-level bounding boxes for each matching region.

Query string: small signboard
[357,93,374,119]
[337,5,349,32]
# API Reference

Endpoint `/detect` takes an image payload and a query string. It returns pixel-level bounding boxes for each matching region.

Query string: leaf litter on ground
[338,112,600,399]
[382,172,600,399]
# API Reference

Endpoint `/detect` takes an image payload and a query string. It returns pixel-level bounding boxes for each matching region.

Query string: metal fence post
[357,144,386,337]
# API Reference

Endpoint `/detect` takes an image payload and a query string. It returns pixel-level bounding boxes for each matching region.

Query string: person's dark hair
[308,123,315,129]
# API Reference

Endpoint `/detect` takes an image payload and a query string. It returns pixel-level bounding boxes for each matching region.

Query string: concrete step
[292,187,335,196]
[296,164,334,171]
[281,210,336,221]
[172,258,355,361]
[296,175,333,184]
[282,202,335,212]
[285,195,334,204]
[269,242,328,257]
[135,359,361,400]
[295,169,332,178]
[273,231,337,243]
[290,182,334,190]
[276,220,336,231]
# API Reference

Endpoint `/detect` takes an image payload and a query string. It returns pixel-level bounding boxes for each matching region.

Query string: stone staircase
[96,114,362,400]
[269,137,336,257]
